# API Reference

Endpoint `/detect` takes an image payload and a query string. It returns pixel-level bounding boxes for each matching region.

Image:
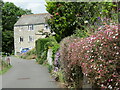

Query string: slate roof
[14,13,50,26]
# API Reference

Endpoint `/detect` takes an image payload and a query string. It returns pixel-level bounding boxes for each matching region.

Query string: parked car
[21,48,30,54]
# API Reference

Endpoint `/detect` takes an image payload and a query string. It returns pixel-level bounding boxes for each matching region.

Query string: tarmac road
[2,56,59,88]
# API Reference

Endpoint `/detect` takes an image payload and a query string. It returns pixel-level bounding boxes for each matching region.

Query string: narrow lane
[2,56,58,88]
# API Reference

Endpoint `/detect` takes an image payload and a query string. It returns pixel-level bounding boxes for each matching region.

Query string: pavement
[1,56,59,88]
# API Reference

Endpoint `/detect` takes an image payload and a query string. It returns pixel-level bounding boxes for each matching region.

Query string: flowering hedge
[53,36,75,82]
[59,36,83,88]
[59,24,120,89]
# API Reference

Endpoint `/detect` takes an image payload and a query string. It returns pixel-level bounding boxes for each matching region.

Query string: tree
[46,2,79,42]
[2,1,33,54]
[0,0,3,52]
[2,2,32,31]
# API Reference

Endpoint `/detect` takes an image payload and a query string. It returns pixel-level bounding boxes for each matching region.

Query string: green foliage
[44,38,58,49]
[45,2,118,88]
[2,2,32,31]
[46,2,117,42]
[47,64,53,73]
[2,31,14,54]
[36,37,56,58]
[35,37,57,64]
[46,2,78,42]
[73,28,89,38]
[0,65,12,75]
[0,60,12,74]
[26,48,36,55]
[57,70,65,83]
[74,2,117,38]
[38,50,47,64]
[43,38,60,63]
[51,43,60,62]
[2,1,33,54]
[0,1,3,52]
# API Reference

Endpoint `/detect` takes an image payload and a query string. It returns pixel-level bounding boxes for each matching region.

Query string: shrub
[51,43,60,62]
[44,43,62,84]
[20,48,37,59]
[59,24,120,89]
[52,51,60,79]
[1,60,8,69]
[59,36,83,88]
[47,64,53,73]
[38,50,47,64]
[35,37,58,64]
[0,59,12,74]
[27,48,36,55]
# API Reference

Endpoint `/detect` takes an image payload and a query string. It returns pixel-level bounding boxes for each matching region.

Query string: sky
[3,0,48,14]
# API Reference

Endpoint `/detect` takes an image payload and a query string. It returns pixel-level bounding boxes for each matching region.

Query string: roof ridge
[22,13,50,17]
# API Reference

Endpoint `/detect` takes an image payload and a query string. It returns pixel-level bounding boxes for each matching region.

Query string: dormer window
[28,25,34,30]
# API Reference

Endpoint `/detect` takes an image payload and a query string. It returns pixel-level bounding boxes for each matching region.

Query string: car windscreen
[22,48,29,51]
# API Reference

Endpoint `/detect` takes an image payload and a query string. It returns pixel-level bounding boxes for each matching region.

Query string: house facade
[14,13,50,55]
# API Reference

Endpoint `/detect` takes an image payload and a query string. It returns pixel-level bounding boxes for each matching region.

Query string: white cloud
[3,0,48,14]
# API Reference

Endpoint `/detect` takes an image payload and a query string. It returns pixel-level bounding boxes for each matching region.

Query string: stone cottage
[14,13,50,55]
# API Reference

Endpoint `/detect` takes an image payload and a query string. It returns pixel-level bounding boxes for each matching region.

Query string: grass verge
[0,65,12,75]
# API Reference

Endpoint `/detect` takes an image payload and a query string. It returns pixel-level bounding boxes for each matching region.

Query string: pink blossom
[90,59,94,62]
[98,70,103,73]
[59,24,119,89]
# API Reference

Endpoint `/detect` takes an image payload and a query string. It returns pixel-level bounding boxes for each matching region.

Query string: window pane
[29,36,34,42]
[20,37,23,42]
